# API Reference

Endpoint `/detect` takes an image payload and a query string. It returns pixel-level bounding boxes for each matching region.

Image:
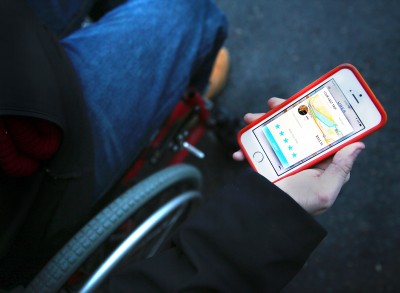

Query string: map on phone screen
[262,87,354,168]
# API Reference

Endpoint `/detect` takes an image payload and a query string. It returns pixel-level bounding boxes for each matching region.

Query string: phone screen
[252,79,365,175]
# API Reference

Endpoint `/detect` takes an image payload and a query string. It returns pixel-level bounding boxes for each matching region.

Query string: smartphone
[238,64,387,183]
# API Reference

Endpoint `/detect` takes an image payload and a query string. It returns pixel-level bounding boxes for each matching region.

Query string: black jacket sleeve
[102,169,326,292]
[0,0,95,286]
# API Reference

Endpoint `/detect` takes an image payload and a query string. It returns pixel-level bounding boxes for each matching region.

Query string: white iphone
[238,64,387,183]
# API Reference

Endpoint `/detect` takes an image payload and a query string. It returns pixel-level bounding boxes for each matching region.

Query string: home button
[253,151,264,163]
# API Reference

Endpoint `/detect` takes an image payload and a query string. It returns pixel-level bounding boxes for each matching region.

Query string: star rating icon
[275,124,280,129]
[283,138,289,143]
[279,131,284,136]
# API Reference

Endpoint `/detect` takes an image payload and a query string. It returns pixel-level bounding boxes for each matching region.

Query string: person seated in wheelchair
[0,0,364,291]
[0,0,228,287]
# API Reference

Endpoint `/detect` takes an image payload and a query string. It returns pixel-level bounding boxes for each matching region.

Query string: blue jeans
[27,0,228,199]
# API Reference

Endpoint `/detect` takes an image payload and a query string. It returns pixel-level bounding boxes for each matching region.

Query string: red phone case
[237,63,387,183]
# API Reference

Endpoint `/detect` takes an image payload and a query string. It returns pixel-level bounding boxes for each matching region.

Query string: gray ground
[190,0,400,292]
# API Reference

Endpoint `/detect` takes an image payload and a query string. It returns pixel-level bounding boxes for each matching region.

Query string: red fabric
[0,117,62,177]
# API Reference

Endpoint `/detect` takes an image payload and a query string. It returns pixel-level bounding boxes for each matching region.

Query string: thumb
[319,142,365,196]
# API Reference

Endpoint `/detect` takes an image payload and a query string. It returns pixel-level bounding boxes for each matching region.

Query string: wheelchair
[27,164,202,293]
[9,89,239,293]
[0,1,234,291]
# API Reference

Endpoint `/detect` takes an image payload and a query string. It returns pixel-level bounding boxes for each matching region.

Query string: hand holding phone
[235,97,365,215]
[238,64,387,183]
[237,64,387,214]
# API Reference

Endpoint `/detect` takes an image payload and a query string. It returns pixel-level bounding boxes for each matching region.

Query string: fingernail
[243,113,254,120]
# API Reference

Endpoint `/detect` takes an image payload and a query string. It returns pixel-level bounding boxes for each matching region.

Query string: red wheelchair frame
[121,89,211,187]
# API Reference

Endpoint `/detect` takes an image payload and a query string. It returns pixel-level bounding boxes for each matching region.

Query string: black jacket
[101,170,325,292]
[0,0,95,287]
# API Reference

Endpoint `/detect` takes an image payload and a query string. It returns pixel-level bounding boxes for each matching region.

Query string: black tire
[26,164,201,293]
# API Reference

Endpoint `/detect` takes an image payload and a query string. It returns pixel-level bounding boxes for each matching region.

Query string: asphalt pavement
[190,0,400,292]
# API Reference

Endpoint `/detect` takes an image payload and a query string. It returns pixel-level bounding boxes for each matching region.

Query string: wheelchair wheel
[26,164,202,293]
